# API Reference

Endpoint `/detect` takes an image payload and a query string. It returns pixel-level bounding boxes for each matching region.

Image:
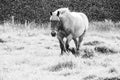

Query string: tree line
[0,0,120,24]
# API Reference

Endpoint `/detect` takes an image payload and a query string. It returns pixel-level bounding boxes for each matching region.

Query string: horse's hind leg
[73,31,86,55]
[73,38,79,55]
[77,29,86,53]
[73,37,83,55]
[78,35,84,50]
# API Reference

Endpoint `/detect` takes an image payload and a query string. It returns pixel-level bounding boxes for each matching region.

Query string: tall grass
[0,17,51,37]
[1,17,120,34]
[2,16,50,30]
[89,20,120,32]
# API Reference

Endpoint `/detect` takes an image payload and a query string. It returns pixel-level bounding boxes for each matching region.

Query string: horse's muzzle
[51,31,56,37]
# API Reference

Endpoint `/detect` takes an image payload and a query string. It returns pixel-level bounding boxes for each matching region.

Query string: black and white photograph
[0,0,120,80]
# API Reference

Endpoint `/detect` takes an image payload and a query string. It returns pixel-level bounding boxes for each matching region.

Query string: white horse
[50,8,89,55]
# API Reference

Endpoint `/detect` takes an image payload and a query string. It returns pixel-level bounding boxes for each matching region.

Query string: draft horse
[50,8,89,55]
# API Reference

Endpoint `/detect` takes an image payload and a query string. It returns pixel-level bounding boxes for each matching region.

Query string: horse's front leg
[57,36,66,55]
[65,34,72,52]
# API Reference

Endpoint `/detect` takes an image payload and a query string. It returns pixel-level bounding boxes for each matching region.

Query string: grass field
[0,20,120,80]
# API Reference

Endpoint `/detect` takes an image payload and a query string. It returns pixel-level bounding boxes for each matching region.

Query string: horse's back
[71,12,89,30]
[69,12,89,37]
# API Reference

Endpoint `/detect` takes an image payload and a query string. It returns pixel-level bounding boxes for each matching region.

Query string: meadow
[0,20,120,80]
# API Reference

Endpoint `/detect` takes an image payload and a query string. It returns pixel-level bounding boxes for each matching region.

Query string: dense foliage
[0,0,120,23]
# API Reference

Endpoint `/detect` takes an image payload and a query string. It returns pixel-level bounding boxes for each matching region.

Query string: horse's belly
[72,25,85,38]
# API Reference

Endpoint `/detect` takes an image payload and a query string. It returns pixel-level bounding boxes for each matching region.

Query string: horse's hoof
[60,53,64,56]
[75,53,80,57]
[76,50,80,54]
[72,52,79,57]
[71,48,75,53]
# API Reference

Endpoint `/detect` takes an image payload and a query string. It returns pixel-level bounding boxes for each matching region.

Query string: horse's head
[50,11,62,37]
[50,8,70,37]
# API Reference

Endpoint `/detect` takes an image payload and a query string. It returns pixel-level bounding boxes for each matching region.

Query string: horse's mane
[54,8,70,14]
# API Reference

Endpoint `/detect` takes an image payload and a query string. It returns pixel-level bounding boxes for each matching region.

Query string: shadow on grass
[49,61,75,72]
[83,75,97,80]
[83,41,104,46]
[103,77,120,80]
[94,46,118,54]
[81,48,95,58]
[0,38,6,43]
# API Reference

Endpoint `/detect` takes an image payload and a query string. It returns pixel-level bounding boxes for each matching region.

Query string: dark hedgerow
[0,0,120,24]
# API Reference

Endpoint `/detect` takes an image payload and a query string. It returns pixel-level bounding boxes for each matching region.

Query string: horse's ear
[50,12,52,15]
[57,11,60,16]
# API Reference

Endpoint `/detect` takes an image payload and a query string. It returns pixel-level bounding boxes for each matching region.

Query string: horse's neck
[58,20,64,30]
[60,12,73,28]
